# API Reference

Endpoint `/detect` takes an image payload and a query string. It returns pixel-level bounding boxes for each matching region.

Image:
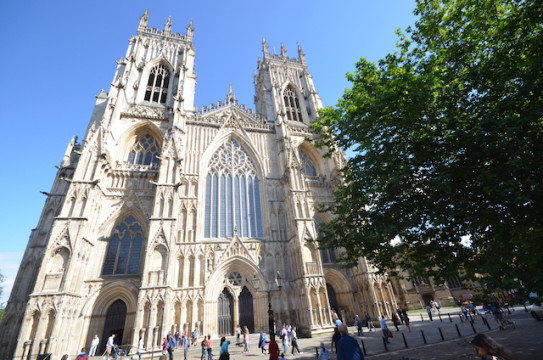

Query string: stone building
[0,12,398,360]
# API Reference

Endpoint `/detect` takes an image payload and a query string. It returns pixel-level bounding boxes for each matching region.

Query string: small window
[283,86,303,122]
[300,151,317,176]
[128,134,160,166]
[144,65,170,104]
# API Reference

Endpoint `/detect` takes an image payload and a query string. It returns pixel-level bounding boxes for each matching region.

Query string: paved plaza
[146,306,541,360]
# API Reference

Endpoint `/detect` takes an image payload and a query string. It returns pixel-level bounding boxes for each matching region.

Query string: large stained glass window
[299,150,317,176]
[128,134,160,166]
[205,139,263,238]
[102,216,143,275]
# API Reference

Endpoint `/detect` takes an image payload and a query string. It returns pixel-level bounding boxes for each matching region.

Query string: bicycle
[498,316,516,330]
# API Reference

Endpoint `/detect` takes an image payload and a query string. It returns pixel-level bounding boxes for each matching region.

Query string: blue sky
[0,0,417,305]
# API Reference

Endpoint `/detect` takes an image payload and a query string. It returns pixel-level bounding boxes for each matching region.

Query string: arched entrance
[101,299,127,352]
[218,289,234,335]
[238,286,254,332]
[327,284,338,312]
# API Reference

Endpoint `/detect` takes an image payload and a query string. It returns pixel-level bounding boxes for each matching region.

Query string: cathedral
[0,12,400,360]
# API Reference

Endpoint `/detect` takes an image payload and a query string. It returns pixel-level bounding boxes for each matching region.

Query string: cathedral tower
[0,12,398,360]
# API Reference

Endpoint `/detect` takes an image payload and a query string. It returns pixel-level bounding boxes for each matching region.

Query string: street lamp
[253,271,283,341]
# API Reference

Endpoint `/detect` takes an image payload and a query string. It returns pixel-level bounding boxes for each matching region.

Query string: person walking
[219,337,230,360]
[330,327,341,353]
[336,324,364,360]
[470,334,517,360]
[426,304,433,321]
[236,325,242,346]
[354,315,363,336]
[280,326,289,354]
[206,335,214,360]
[104,334,115,360]
[259,332,267,354]
[364,313,375,332]
[89,335,100,357]
[161,337,169,360]
[268,339,280,360]
[403,312,411,331]
[182,336,191,360]
[290,326,301,355]
[391,312,400,332]
[167,335,175,360]
[242,326,250,353]
[317,342,329,360]
[379,316,392,344]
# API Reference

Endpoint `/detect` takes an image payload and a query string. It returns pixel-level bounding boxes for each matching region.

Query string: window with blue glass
[102,215,143,275]
[128,134,160,166]
[205,139,263,238]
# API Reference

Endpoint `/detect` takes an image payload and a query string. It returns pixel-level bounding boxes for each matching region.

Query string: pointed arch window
[102,215,143,275]
[299,150,317,176]
[283,85,303,122]
[315,217,336,264]
[205,139,263,238]
[128,134,160,166]
[144,64,170,104]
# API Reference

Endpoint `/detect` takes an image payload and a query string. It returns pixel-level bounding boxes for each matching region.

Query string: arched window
[144,64,170,104]
[315,217,336,264]
[128,134,160,166]
[283,85,303,122]
[102,216,143,275]
[205,139,263,238]
[299,150,317,176]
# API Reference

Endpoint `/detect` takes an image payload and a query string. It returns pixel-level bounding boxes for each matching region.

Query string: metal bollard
[382,337,389,352]
[420,314,424,321]
[459,314,464,323]
[438,327,444,341]
[402,332,408,348]
[438,313,443,322]
[455,324,462,338]
[360,339,367,356]
[315,346,319,360]
[448,313,452,322]
[470,320,477,334]
[420,329,427,344]
[485,318,491,330]
[524,303,528,312]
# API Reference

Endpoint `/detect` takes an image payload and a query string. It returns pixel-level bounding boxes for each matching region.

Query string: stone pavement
[159,306,541,360]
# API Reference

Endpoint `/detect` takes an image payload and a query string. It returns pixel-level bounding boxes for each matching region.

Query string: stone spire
[138,10,149,31]
[262,37,269,58]
[186,20,194,38]
[280,43,287,59]
[297,44,306,65]
[226,83,236,103]
[164,16,172,35]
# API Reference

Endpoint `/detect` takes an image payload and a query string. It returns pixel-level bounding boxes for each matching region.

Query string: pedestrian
[192,326,201,345]
[379,316,392,344]
[391,312,400,331]
[470,334,517,360]
[354,315,363,336]
[136,336,144,360]
[162,337,169,360]
[336,324,364,360]
[403,312,411,331]
[89,334,100,357]
[396,308,404,324]
[280,326,289,354]
[201,338,207,360]
[236,325,242,346]
[434,301,441,314]
[206,335,214,360]
[330,327,341,353]
[426,304,433,320]
[167,335,175,360]
[290,326,301,355]
[268,339,280,360]
[104,334,115,360]
[318,342,329,360]
[182,336,191,360]
[76,348,89,360]
[219,336,230,360]
[242,326,250,353]
[259,332,267,354]
[364,313,375,332]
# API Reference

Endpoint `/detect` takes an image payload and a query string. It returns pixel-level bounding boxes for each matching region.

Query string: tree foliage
[313,0,543,295]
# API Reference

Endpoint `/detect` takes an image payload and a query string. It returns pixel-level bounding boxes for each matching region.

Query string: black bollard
[382,337,389,352]
[459,314,464,323]
[402,332,408,348]
[315,347,319,360]
[448,313,452,322]
[438,313,443,322]
[420,313,424,321]
[524,303,528,312]
[470,320,476,334]
[420,329,427,344]
[485,318,491,330]
[455,324,462,338]
[360,339,367,356]
[438,327,444,341]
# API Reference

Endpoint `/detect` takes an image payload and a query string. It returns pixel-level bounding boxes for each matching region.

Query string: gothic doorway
[238,286,254,332]
[218,289,234,335]
[101,299,127,353]
[327,284,338,312]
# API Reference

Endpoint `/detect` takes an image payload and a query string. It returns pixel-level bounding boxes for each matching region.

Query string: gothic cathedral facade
[0,12,398,360]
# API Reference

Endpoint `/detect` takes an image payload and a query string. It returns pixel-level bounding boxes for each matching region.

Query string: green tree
[313,0,543,295]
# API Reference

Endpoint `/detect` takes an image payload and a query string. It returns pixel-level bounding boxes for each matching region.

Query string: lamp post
[253,272,283,341]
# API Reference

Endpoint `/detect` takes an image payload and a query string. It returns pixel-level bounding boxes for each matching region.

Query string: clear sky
[0,0,417,305]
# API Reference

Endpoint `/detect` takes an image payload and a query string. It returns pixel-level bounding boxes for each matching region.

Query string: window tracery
[299,150,317,176]
[102,215,143,276]
[205,139,263,238]
[128,134,160,166]
[144,64,170,104]
[283,85,303,122]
